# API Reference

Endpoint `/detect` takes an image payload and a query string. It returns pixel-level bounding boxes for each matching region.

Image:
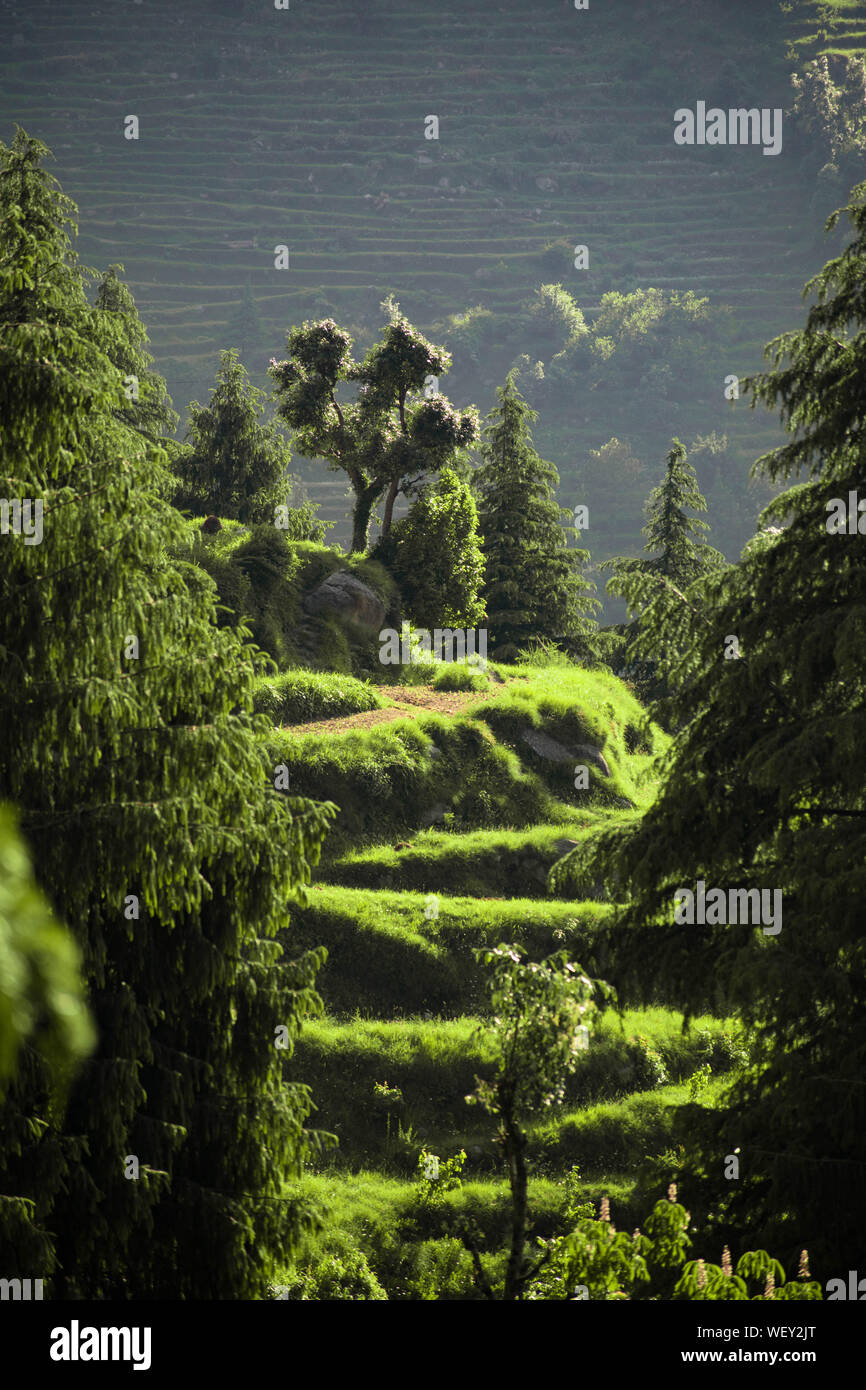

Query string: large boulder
[303,571,386,631]
[520,727,611,777]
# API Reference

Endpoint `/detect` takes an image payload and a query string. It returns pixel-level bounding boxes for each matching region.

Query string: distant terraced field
[4,0,864,568]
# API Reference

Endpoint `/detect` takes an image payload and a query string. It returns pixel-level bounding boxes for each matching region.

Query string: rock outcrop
[303,571,386,631]
[520,727,611,777]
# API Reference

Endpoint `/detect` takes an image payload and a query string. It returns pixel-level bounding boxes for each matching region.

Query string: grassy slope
[263,659,747,1296]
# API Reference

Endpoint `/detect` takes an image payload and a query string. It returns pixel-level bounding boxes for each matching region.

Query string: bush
[279,1249,388,1300]
[180,523,300,666]
[230,525,301,664]
[252,670,386,725]
[526,283,588,348]
[402,1237,476,1300]
[432,664,490,693]
[627,1033,669,1089]
[373,469,485,630]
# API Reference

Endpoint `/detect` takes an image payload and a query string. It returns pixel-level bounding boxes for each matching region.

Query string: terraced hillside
[3,0,865,581]
[258,660,748,1298]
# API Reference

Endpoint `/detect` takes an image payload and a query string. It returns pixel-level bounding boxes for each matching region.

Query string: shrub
[628,1033,669,1089]
[373,468,485,629]
[279,1249,388,1300]
[252,670,386,725]
[432,664,490,693]
[403,1237,476,1300]
[181,524,300,666]
[527,1180,822,1301]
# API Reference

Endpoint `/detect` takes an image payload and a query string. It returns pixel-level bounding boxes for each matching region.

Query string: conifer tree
[173,348,293,522]
[93,263,179,449]
[474,372,598,660]
[602,438,725,594]
[0,130,335,1297]
[601,438,726,699]
[551,180,866,1276]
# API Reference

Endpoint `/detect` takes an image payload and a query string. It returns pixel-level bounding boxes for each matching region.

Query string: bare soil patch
[280,682,508,738]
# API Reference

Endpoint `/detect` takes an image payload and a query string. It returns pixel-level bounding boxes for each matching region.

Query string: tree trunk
[350,483,381,554]
[380,476,401,540]
[503,1120,529,1300]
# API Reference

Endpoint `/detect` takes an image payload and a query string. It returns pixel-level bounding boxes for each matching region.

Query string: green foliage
[0,130,336,1297]
[591,288,711,360]
[552,180,866,1274]
[430,304,497,376]
[526,282,588,350]
[172,348,297,522]
[601,438,727,705]
[372,467,485,628]
[402,1236,476,1300]
[467,944,611,1298]
[271,485,329,544]
[253,669,386,725]
[431,663,490,693]
[278,1248,388,1300]
[791,55,866,162]
[414,1148,467,1206]
[628,1033,669,1089]
[603,438,726,592]
[468,948,613,1117]
[675,1246,821,1302]
[528,1204,650,1301]
[528,1180,822,1301]
[0,804,94,1095]
[269,301,478,554]
[475,372,599,660]
[93,263,179,447]
[514,638,574,669]
[186,522,301,667]
[176,531,393,676]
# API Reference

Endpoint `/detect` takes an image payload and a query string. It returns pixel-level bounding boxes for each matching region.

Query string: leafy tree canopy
[269,299,478,554]
[551,180,866,1275]
[372,466,485,628]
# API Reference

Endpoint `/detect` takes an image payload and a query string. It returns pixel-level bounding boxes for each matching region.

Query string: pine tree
[603,438,726,594]
[93,262,179,448]
[600,438,726,700]
[173,347,293,522]
[552,180,866,1276]
[474,372,598,661]
[0,129,335,1297]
